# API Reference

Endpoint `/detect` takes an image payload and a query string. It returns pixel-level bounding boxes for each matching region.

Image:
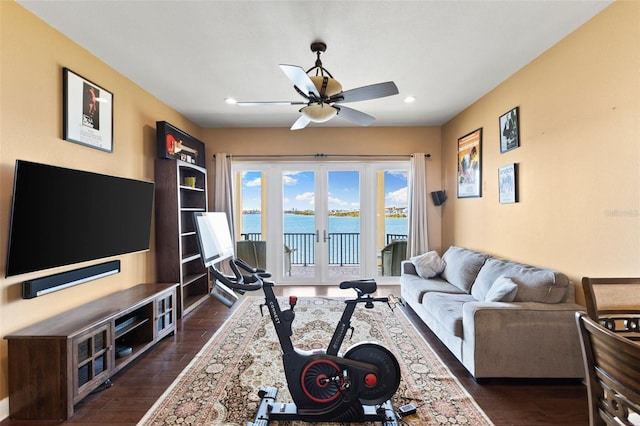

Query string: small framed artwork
[499,106,519,153]
[498,163,518,204]
[457,128,482,198]
[63,68,113,152]
[156,121,206,167]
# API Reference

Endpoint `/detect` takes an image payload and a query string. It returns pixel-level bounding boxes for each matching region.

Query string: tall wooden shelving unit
[154,159,209,317]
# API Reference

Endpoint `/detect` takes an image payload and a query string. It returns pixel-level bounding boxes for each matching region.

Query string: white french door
[233,161,409,284]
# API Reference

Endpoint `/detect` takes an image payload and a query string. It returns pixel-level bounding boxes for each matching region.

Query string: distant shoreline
[243,211,407,218]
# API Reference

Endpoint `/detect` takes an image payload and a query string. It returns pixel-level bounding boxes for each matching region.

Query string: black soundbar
[22,260,121,299]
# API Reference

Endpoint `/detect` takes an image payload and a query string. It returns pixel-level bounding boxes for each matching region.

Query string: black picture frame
[498,163,518,204]
[156,121,206,167]
[457,128,482,198]
[63,68,113,152]
[499,106,519,153]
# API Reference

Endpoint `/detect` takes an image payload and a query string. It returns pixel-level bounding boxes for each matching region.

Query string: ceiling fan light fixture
[310,76,342,97]
[301,104,337,123]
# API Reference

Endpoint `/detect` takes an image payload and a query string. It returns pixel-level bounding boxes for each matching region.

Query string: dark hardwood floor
[1,285,588,425]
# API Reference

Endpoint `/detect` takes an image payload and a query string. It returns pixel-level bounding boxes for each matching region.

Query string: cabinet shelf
[5,283,178,420]
[114,317,150,339]
[155,158,210,318]
[180,185,205,192]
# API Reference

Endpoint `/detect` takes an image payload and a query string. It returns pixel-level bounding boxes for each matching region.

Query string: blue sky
[241,169,408,211]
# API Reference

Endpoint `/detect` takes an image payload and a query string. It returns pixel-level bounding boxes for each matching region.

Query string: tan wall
[0,2,201,407]
[441,0,640,296]
[201,127,444,252]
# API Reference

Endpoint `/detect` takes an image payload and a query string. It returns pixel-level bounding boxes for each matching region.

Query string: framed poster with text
[63,68,113,152]
[457,128,482,198]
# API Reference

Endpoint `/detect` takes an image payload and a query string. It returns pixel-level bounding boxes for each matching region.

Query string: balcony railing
[240,232,407,266]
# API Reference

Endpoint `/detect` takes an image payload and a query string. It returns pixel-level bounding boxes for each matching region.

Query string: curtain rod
[214,153,431,159]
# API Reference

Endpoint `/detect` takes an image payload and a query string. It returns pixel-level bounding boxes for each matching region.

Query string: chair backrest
[582,277,640,340]
[576,312,640,426]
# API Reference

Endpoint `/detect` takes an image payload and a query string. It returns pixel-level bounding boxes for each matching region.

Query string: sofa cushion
[422,292,477,337]
[410,251,446,278]
[484,276,518,302]
[440,246,489,293]
[472,257,569,303]
[401,274,465,303]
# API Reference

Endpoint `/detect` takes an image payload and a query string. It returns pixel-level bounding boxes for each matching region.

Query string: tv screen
[5,160,155,277]
[193,212,234,268]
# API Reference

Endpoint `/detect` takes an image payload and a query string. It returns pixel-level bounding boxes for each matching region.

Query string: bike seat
[339,279,377,295]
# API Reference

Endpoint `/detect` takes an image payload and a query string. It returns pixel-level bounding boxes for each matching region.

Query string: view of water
[242,213,407,236]
[241,214,407,264]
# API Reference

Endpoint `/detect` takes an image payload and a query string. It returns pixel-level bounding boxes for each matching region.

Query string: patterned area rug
[138,296,493,425]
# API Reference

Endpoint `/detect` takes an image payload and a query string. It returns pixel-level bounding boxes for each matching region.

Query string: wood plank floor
[1,285,588,425]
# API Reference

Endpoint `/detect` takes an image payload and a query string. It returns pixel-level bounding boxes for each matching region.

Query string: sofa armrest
[461,302,585,378]
[401,260,417,276]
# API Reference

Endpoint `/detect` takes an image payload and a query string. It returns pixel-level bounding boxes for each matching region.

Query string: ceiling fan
[236,41,399,130]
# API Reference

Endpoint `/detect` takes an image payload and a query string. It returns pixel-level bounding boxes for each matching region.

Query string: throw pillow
[410,251,446,279]
[485,275,518,302]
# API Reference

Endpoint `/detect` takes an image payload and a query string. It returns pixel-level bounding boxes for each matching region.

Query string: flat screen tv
[193,212,234,268]
[5,160,155,277]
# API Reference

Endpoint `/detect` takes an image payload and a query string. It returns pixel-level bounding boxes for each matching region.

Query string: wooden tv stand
[5,283,179,420]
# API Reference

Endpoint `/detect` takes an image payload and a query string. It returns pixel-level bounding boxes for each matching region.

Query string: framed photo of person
[457,128,482,198]
[63,68,114,152]
[498,163,518,204]
[499,106,519,153]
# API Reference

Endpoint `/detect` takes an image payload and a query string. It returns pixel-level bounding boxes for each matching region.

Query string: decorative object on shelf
[63,67,113,152]
[457,128,482,198]
[499,106,520,153]
[156,121,205,167]
[498,163,518,204]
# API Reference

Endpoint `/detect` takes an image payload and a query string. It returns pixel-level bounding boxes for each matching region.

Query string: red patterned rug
[138,296,493,425]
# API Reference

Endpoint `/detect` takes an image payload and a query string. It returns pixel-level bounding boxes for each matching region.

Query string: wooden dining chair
[582,277,640,341]
[576,312,640,426]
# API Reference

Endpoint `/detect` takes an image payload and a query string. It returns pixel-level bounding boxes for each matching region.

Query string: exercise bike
[210,257,402,425]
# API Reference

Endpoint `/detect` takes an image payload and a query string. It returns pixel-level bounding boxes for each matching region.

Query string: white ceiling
[18,0,612,129]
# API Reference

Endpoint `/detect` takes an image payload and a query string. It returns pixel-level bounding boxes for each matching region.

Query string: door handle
[315,230,320,243]
[323,230,331,242]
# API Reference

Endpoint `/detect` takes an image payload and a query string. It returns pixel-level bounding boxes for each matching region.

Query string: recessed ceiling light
[224,97,237,104]
[404,96,416,103]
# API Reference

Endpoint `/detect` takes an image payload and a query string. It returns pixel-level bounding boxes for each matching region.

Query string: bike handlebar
[210,258,263,292]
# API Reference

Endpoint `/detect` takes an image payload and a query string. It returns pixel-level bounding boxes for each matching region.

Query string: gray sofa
[401,245,585,379]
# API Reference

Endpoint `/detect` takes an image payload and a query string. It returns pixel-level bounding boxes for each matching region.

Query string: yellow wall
[0,2,201,409]
[441,1,640,293]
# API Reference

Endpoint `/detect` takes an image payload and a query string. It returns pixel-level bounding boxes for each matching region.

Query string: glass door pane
[377,169,409,277]
[282,170,317,281]
[327,170,361,280]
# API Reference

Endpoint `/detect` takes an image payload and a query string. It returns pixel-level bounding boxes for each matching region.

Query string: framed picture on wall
[156,121,206,168]
[498,163,518,204]
[457,128,482,198]
[499,106,519,153]
[63,68,113,152]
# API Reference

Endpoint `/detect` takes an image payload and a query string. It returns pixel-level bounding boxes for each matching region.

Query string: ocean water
[241,214,407,264]
[241,213,407,236]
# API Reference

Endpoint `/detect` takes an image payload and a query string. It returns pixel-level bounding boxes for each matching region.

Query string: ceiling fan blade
[280,64,319,98]
[333,81,399,103]
[236,101,306,106]
[335,105,376,126]
[291,114,311,130]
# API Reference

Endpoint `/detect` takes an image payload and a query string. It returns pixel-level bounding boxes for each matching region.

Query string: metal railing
[386,234,408,244]
[240,232,406,266]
